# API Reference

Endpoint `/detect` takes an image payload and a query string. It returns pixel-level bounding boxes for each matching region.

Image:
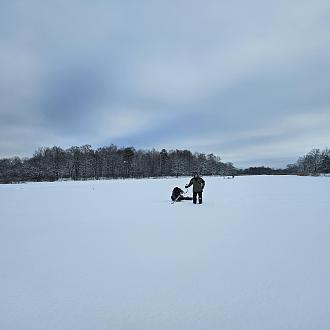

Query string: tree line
[0,145,237,183]
[236,148,330,176]
[237,166,289,176]
[286,148,330,176]
[1,145,329,183]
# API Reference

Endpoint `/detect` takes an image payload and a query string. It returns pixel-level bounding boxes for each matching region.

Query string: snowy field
[0,175,329,330]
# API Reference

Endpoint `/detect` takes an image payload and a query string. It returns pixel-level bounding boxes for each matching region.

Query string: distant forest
[286,148,330,176]
[0,145,235,183]
[0,145,329,183]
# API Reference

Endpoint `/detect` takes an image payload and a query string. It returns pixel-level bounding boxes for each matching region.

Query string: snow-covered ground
[0,175,329,330]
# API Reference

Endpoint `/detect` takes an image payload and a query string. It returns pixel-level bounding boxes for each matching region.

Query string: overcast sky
[1,0,330,167]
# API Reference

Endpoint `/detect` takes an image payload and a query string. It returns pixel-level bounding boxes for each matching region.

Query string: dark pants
[178,196,193,201]
[193,191,203,204]
[171,195,193,202]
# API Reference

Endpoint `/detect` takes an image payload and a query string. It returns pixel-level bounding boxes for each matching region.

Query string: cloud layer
[1,0,330,167]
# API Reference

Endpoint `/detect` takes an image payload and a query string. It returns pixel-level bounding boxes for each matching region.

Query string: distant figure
[171,187,192,202]
[185,172,205,204]
[224,175,234,179]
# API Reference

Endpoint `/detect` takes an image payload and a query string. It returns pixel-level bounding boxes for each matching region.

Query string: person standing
[185,172,205,204]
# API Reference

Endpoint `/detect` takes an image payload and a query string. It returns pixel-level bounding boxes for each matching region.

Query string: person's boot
[199,197,202,204]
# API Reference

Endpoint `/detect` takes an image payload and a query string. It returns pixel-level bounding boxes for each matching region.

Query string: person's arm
[201,178,205,190]
[185,179,193,188]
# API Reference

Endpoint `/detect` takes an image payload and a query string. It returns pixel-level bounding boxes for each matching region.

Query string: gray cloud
[1,0,330,166]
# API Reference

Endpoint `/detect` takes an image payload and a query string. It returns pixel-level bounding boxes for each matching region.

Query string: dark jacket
[171,187,184,201]
[186,176,205,193]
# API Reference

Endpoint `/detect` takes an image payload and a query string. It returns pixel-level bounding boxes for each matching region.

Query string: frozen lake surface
[1,175,329,330]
